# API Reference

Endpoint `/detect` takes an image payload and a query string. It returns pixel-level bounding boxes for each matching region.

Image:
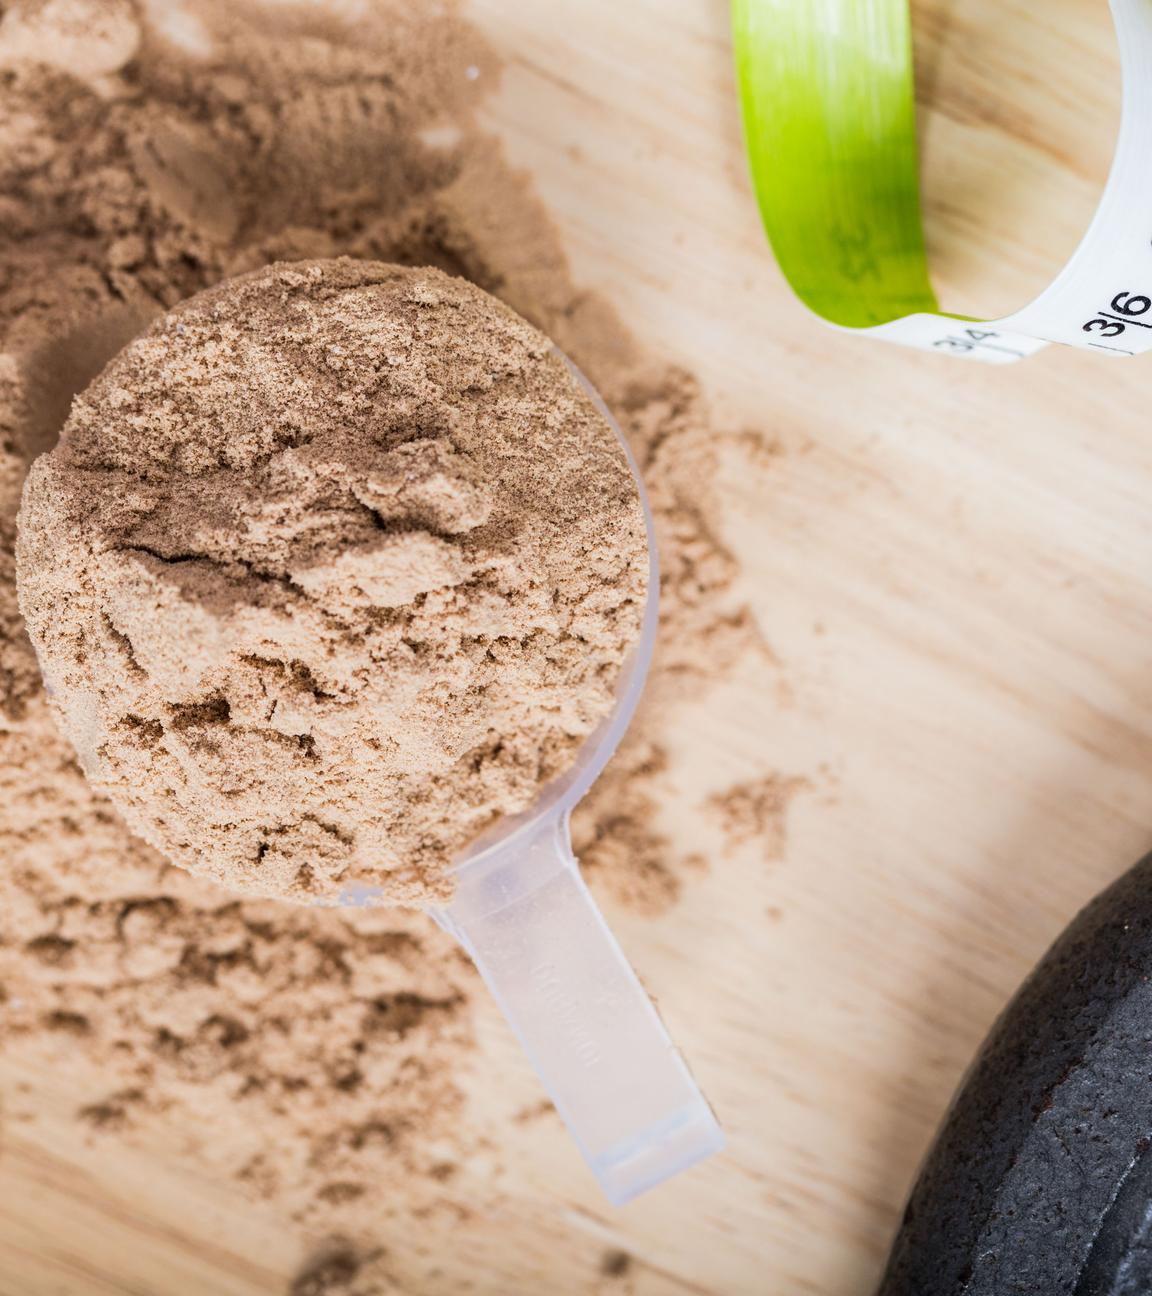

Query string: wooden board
[2,2,1148,1292]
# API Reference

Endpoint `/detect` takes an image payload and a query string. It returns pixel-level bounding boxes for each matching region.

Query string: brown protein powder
[16,258,649,906]
[0,0,777,1261]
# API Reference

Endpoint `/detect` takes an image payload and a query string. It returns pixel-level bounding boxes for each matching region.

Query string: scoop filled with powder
[16,254,724,1204]
[16,258,649,906]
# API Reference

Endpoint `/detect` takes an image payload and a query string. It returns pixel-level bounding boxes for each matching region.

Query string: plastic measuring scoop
[394,360,721,1205]
[29,330,722,1205]
[33,336,721,1204]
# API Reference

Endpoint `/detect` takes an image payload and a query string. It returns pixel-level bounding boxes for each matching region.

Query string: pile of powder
[0,0,767,1265]
[18,258,647,904]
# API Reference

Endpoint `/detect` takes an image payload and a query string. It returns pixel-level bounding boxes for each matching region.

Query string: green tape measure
[732,0,1152,363]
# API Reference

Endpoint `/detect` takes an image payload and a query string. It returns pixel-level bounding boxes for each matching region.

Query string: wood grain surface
[2,2,1147,1293]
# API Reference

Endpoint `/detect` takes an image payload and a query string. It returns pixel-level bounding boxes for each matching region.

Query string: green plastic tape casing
[732,0,937,330]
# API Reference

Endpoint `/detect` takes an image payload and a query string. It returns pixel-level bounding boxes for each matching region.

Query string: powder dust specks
[0,0,769,1257]
[291,1239,410,1296]
[708,774,809,864]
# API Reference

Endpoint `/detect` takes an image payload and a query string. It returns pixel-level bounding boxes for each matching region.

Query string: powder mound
[17,258,648,905]
[0,0,140,80]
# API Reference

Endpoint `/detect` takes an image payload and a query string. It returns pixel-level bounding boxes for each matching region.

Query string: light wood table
[2,2,1146,1292]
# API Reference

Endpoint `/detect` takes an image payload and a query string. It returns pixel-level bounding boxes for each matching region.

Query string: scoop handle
[433,814,724,1205]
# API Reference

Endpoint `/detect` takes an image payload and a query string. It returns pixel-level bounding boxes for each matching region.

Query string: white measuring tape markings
[863,0,1152,362]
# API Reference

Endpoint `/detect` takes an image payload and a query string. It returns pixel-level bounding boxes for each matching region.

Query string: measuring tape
[732,0,1152,363]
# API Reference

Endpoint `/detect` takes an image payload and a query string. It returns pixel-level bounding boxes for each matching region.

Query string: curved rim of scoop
[449,352,659,875]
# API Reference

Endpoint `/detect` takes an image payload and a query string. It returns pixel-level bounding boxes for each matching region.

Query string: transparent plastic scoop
[32,342,720,1206]
[352,360,724,1206]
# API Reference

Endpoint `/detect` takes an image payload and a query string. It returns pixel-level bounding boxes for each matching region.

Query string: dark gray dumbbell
[878,851,1152,1296]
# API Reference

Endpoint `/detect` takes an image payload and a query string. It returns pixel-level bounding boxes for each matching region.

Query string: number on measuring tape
[933,328,1025,358]
[1082,291,1152,353]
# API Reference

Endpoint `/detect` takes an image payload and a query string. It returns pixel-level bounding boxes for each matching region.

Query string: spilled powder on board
[0,0,765,1250]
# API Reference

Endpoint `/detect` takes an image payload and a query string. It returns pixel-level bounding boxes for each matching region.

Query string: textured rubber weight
[878,852,1152,1295]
